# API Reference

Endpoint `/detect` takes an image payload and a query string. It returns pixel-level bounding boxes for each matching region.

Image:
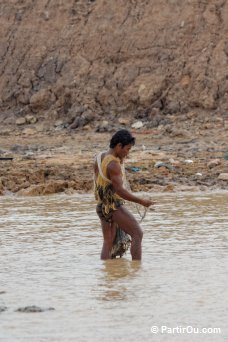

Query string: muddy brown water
[0,192,227,342]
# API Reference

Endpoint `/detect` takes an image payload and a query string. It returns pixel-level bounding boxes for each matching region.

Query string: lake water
[0,192,227,342]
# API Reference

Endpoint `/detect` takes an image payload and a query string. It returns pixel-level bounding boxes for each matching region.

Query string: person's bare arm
[108,161,155,207]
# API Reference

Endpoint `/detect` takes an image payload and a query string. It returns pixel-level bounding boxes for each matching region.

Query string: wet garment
[95,152,131,258]
[94,153,124,222]
[111,226,131,259]
[96,202,122,223]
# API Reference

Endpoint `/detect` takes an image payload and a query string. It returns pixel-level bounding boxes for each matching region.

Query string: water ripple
[0,191,227,341]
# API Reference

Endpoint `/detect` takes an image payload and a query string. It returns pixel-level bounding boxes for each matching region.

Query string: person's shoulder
[107,159,121,173]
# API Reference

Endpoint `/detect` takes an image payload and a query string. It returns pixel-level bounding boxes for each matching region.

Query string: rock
[131,121,144,129]
[70,112,93,129]
[0,128,11,136]
[54,119,64,127]
[218,173,228,181]
[184,159,193,164]
[101,120,109,128]
[165,126,187,137]
[180,75,191,87]
[0,306,7,312]
[118,117,130,125]
[83,124,92,131]
[69,105,85,117]
[196,173,203,177]
[156,166,170,173]
[16,306,55,313]
[36,124,46,132]
[186,112,197,119]
[25,114,37,124]
[17,90,30,105]
[147,113,166,128]
[169,158,180,166]
[164,101,180,114]
[95,120,110,132]
[204,123,213,129]
[11,144,28,153]
[163,184,174,192]
[42,11,50,21]
[134,75,165,106]
[30,89,55,111]
[70,116,83,129]
[16,117,26,125]
[64,188,75,195]
[207,159,221,169]
[171,129,189,138]
[22,128,36,135]
[82,110,93,123]
[154,162,173,171]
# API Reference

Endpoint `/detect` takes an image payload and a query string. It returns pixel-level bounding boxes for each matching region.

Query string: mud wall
[0,0,227,126]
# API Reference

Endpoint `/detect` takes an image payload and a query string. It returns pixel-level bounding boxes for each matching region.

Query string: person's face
[116,143,133,160]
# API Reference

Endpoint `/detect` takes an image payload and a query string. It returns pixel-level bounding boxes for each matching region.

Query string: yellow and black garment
[95,154,124,222]
[95,152,131,258]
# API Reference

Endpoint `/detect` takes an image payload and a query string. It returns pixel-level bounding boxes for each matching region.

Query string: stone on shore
[218,173,228,181]
[207,159,221,169]
[16,118,26,125]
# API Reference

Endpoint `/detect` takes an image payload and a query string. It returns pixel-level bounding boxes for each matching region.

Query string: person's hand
[140,198,156,207]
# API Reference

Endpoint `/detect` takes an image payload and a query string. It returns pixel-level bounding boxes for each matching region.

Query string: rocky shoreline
[0,124,227,196]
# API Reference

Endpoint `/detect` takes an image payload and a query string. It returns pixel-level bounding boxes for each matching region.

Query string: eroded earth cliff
[0,0,227,195]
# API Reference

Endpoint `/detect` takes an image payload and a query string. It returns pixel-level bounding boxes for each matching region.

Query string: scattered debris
[196,173,203,177]
[154,162,173,171]
[129,167,141,172]
[131,121,144,129]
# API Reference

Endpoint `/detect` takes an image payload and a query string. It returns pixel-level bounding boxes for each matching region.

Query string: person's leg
[100,219,117,260]
[112,206,143,260]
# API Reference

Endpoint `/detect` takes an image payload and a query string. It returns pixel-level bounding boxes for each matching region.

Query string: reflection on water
[0,191,227,341]
[99,260,141,301]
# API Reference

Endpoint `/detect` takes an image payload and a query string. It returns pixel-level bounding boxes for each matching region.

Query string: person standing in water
[94,129,156,260]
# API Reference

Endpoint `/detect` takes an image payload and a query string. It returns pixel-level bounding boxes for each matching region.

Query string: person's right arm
[108,161,155,207]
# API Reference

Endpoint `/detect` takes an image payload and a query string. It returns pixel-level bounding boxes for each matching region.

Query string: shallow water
[0,192,227,342]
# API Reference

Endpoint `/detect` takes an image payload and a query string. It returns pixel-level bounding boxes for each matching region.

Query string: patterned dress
[94,153,131,258]
[95,154,124,222]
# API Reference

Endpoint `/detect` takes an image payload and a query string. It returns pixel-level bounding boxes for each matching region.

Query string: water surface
[0,192,227,341]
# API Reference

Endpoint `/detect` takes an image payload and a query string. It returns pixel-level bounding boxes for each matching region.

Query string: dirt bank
[0,124,227,196]
[0,1,227,195]
[0,0,228,129]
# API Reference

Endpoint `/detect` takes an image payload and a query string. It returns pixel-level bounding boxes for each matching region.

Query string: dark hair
[109,129,136,148]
